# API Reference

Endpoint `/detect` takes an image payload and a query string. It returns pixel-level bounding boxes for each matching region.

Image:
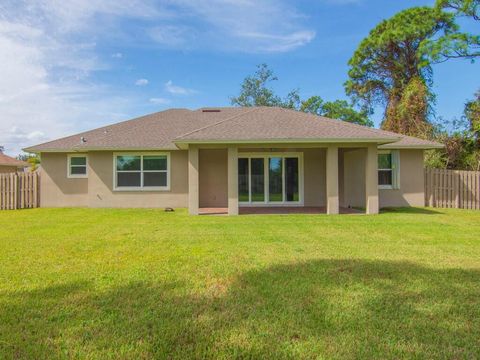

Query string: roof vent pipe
[80,137,86,144]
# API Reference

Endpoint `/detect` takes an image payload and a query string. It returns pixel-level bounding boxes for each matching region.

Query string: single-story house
[0,152,29,173]
[24,107,442,215]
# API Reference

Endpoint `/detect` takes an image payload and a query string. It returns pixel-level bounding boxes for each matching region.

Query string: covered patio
[186,143,380,216]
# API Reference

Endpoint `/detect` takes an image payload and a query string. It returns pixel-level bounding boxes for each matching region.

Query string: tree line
[231,0,480,170]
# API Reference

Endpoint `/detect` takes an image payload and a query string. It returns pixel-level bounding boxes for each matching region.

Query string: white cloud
[147,0,316,53]
[3,127,48,155]
[238,31,316,53]
[111,52,123,58]
[148,25,196,48]
[165,80,196,95]
[0,1,148,155]
[135,78,149,86]
[149,97,171,104]
[22,0,166,33]
[8,127,46,142]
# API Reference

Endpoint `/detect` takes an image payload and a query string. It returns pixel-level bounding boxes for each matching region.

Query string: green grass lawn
[1,208,480,359]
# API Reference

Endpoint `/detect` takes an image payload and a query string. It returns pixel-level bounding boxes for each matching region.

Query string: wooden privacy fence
[0,172,40,210]
[425,168,480,209]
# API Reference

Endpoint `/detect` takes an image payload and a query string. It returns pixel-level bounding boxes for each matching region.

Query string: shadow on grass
[1,260,479,358]
[380,207,443,215]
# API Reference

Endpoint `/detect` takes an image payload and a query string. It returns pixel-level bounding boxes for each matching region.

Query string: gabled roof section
[0,153,29,167]
[24,106,443,152]
[24,108,250,152]
[175,107,400,144]
[379,134,444,149]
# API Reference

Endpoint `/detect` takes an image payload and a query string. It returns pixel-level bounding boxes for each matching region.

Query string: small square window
[68,155,87,178]
[378,151,399,189]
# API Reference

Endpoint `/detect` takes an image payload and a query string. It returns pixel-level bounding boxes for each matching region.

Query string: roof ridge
[174,107,259,140]
[175,106,401,143]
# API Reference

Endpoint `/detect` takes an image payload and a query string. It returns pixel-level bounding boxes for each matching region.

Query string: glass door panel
[238,158,249,202]
[239,155,300,204]
[268,157,283,202]
[285,158,299,202]
[251,158,265,202]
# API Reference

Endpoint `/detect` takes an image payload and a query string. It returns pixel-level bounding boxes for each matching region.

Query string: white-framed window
[67,154,88,178]
[238,152,304,205]
[113,153,170,191]
[378,150,400,189]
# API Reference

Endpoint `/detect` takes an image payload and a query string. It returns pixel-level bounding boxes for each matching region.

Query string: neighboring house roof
[24,107,443,152]
[0,152,29,167]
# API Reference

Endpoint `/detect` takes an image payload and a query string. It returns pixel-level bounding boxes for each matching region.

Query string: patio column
[188,145,199,215]
[365,144,379,214]
[227,146,239,215]
[326,145,339,214]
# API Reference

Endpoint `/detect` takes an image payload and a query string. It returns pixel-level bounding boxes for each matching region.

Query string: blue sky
[0,0,478,155]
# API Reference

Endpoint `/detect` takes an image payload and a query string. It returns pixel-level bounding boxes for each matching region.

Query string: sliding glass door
[238,158,249,202]
[285,158,299,202]
[238,154,302,204]
[251,158,265,202]
[268,157,283,202]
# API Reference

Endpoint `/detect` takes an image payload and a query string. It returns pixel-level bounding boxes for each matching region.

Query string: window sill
[113,187,170,192]
[67,175,88,179]
[378,185,399,190]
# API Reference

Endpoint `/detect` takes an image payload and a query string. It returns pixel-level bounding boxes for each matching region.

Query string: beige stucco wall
[338,149,345,207]
[40,153,89,207]
[38,147,425,209]
[343,148,366,208]
[87,151,188,208]
[39,151,188,208]
[303,148,326,206]
[342,149,425,208]
[199,149,228,207]
[38,147,328,209]
[0,165,18,174]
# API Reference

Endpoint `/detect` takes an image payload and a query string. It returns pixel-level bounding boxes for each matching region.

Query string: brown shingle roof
[24,108,246,152]
[379,134,443,149]
[176,107,400,143]
[24,107,443,152]
[0,153,29,167]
